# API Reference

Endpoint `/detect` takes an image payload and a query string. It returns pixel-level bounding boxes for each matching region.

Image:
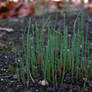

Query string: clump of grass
[15,11,91,87]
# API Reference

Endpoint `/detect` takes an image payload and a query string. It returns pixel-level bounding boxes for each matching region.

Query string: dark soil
[0,10,92,92]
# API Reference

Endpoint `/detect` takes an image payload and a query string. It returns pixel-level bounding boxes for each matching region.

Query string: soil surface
[0,10,92,92]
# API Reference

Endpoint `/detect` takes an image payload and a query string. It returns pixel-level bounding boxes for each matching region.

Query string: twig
[30,73,35,83]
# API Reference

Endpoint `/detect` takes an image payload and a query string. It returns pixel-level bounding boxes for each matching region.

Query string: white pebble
[39,80,48,86]
[5,56,7,58]
[1,78,4,81]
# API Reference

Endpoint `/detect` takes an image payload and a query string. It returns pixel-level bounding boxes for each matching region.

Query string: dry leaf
[0,1,34,18]
[85,3,92,12]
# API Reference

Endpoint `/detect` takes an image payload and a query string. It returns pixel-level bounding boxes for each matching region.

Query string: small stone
[3,69,6,71]
[39,80,48,86]
[1,78,4,81]
[5,56,7,58]
[80,45,82,48]
[68,34,71,37]
[36,89,39,92]
[67,49,70,52]
[18,59,20,62]
[13,74,17,79]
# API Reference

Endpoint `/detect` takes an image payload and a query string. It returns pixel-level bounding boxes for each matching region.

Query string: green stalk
[75,29,81,80]
[62,26,68,82]
[45,45,50,81]
[85,22,88,57]
[26,20,31,86]
[18,50,25,84]
[71,22,76,82]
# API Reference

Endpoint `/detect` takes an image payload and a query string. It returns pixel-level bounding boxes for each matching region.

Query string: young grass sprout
[15,11,91,87]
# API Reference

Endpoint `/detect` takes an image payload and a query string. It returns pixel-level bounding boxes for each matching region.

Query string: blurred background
[0,0,89,3]
[0,0,92,18]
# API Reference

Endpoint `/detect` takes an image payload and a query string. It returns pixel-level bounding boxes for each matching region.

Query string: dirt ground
[0,11,92,92]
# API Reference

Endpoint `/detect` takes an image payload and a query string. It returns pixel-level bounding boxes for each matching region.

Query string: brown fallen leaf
[17,2,34,17]
[87,4,92,12]
[85,3,92,12]
[0,1,34,18]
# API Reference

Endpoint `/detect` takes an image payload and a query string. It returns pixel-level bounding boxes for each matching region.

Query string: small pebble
[36,89,39,92]
[67,49,70,52]
[5,56,7,58]
[1,78,4,81]
[39,80,48,86]
[13,74,17,79]
[80,45,82,48]
[68,34,71,37]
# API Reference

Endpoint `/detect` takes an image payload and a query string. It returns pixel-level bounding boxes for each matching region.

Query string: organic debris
[85,3,92,12]
[0,1,34,18]
[0,0,92,18]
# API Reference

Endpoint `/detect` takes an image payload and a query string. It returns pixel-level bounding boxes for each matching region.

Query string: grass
[15,0,91,87]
